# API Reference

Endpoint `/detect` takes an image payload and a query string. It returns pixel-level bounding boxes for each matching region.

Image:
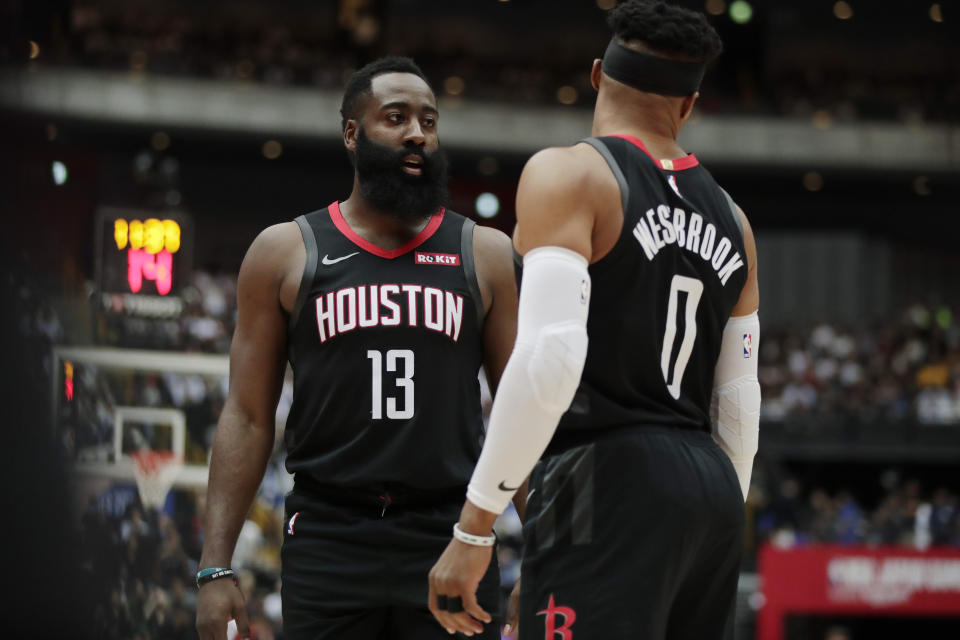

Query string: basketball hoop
[130,450,183,509]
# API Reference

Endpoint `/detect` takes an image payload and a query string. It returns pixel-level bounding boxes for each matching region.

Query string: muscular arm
[199,224,300,569]
[711,205,761,500]
[461,147,606,532]
[197,223,302,640]
[430,149,608,635]
[513,146,602,261]
[731,206,759,316]
[472,225,526,519]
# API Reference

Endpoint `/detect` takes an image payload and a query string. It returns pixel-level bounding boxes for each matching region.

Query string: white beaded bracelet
[452,522,496,547]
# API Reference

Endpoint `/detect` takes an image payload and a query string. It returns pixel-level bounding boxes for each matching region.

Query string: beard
[354,128,449,220]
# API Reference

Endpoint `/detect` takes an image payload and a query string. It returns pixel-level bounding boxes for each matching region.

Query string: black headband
[600,39,705,97]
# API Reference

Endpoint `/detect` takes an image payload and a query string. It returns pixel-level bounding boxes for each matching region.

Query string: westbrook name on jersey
[284,202,486,491]
[630,202,745,286]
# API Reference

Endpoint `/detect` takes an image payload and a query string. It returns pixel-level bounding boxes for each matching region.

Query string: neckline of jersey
[608,134,700,171]
[328,201,446,259]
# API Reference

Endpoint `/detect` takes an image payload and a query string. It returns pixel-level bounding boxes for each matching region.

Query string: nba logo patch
[580,279,589,305]
[287,511,300,535]
[742,333,753,358]
[668,174,682,197]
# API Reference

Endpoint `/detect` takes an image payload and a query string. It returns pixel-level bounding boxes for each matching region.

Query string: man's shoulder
[472,224,512,257]
[254,220,302,250]
[523,143,612,191]
[241,221,304,277]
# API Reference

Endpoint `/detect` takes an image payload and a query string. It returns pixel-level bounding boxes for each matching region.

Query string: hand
[196,578,250,640]
[503,575,521,637]
[428,538,494,636]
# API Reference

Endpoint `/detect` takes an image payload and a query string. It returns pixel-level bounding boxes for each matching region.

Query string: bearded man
[195,57,521,640]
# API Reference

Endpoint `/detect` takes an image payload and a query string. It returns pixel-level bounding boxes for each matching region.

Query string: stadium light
[475,193,500,219]
[833,1,854,20]
[802,171,823,192]
[262,140,282,160]
[729,1,753,24]
[705,0,726,17]
[556,86,578,105]
[151,132,170,151]
[444,76,465,96]
[52,160,68,185]
[811,110,833,130]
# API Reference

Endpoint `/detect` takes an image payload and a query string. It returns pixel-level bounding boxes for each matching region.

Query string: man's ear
[343,119,359,153]
[590,59,603,92]
[679,93,699,123]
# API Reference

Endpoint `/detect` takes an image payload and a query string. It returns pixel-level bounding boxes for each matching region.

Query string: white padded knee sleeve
[467,247,590,514]
[711,311,761,501]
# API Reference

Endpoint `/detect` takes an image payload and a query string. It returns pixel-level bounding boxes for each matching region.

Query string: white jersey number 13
[661,275,704,399]
[367,349,415,420]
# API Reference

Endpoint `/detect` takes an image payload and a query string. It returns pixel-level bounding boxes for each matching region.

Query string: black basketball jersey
[557,135,748,436]
[283,202,486,490]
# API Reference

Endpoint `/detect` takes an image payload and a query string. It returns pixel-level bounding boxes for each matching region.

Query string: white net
[130,450,183,509]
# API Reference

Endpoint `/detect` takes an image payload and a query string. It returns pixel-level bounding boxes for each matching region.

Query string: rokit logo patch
[415,252,460,266]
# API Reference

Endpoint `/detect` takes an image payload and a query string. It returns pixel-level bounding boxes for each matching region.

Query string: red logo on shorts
[538,594,576,639]
[415,252,460,266]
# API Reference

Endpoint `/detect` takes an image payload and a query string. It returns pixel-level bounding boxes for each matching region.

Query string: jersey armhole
[581,137,631,271]
[289,214,319,333]
[583,137,630,215]
[460,218,485,329]
[719,188,744,239]
[718,188,748,273]
[512,248,523,293]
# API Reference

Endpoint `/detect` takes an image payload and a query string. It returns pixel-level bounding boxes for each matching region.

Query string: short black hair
[607,0,722,63]
[340,56,432,131]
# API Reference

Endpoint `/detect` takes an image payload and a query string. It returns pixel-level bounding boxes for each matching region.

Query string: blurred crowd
[81,485,287,640]
[16,1,956,124]
[759,304,960,426]
[752,474,960,550]
[75,467,958,638]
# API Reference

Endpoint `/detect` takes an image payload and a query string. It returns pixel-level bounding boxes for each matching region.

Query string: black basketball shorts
[518,426,744,640]
[281,487,501,640]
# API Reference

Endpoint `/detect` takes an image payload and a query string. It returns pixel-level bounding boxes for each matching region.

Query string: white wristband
[452,523,496,547]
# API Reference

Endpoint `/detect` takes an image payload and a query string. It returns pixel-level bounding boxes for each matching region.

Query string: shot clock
[94,207,194,341]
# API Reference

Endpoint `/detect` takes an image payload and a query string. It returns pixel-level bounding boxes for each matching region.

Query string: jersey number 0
[661,275,704,400]
[367,349,415,420]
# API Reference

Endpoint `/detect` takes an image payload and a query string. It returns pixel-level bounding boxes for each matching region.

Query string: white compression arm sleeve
[710,311,761,501]
[467,246,590,514]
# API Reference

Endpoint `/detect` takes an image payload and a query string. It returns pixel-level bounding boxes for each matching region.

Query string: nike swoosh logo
[498,480,520,492]
[322,252,359,265]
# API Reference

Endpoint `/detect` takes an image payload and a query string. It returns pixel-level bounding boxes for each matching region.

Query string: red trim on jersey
[609,134,700,171]
[328,201,446,259]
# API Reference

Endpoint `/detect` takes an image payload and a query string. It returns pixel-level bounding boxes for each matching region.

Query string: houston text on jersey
[631,204,744,285]
[314,284,465,343]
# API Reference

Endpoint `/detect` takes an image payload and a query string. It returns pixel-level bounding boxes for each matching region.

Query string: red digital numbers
[127,248,173,295]
[64,361,74,402]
